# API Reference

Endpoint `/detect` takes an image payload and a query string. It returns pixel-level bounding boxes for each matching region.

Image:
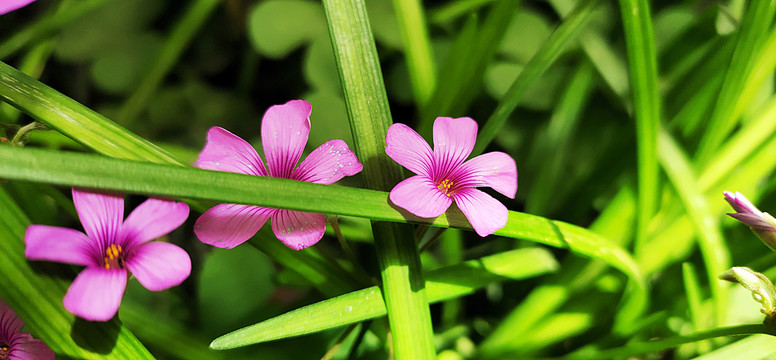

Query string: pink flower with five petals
[25,189,191,321]
[385,117,517,236]
[0,298,54,359]
[194,99,363,250]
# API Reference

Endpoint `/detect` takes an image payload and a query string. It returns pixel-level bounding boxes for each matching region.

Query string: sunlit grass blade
[322,0,435,357]
[472,0,600,156]
[0,145,645,295]
[617,0,660,256]
[547,324,770,360]
[682,262,712,354]
[391,0,436,105]
[658,128,730,326]
[210,248,558,349]
[482,187,638,354]
[0,60,179,163]
[0,186,154,359]
[116,0,220,125]
[695,0,776,163]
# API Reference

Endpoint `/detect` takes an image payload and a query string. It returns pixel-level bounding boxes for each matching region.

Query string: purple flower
[724,190,776,251]
[25,189,191,321]
[194,99,363,250]
[0,298,54,360]
[0,0,35,15]
[385,117,517,236]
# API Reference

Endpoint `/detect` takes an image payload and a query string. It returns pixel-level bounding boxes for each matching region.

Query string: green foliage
[2,0,776,359]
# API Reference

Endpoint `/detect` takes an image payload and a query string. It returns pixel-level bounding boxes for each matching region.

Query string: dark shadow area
[71,317,120,354]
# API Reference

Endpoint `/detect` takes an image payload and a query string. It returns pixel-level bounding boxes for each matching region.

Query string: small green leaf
[247,0,327,58]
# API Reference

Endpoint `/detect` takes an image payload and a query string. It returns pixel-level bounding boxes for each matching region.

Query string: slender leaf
[695,0,776,163]
[116,0,221,125]
[617,0,660,259]
[472,0,600,156]
[658,128,730,326]
[210,247,558,349]
[391,0,436,105]
[0,145,645,298]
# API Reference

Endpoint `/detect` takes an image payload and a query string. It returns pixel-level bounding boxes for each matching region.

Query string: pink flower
[0,298,54,360]
[724,190,776,251]
[385,117,517,236]
[194,100,363,250]
[25,189,191,321]
[0,0,35,15]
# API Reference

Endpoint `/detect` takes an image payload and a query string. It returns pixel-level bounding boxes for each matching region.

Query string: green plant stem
[391,0,436,105]
[116,0,220,125]
[321,0,436,357]
[616,0,660,263]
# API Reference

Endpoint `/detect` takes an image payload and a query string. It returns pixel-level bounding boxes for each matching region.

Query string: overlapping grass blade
[210,247,558,349]
[322,0,435,357]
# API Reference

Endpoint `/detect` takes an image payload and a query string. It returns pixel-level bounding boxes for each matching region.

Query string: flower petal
[0,0,35,15]
[432,117,477,177]
[63,267,127,321]
[724,191,760,215]
[261,100,312,178]
[455,151,517,198]
[452,188,508,237]
[270,210,325,250]
[25,225,96,267]
[126,242,191,291]
[121,198,189,248]
[389,175,452,218]
[195,126,267,176]
[385,123,434,176]
[11,337,56,360]
[292,139,363,184]
[0,298,24,333]
[194,204,273,248]
[72,189,124,246]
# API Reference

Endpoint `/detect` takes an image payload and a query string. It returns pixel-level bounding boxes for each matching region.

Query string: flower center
[0,344,9,360]
[103,244,125,270]
[437,179,456,197]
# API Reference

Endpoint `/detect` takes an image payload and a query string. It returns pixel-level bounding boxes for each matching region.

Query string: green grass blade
[0,146,645,295]
[322,0,435,357]
[617,0,660,255]
[419,0,517,138]
[525,62,594,215]
[0,60,179,163]
[391,0,436,105]
[116,0,220,125]
[0,186,154,359]
[658,128,730,326]
[549,324,770,360]
[472,0,600,156]
[695,0,776,163]
[209,248,558,349]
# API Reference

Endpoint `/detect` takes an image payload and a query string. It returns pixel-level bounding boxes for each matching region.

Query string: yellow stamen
[437,179,455,197]
[103,244,124,270]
